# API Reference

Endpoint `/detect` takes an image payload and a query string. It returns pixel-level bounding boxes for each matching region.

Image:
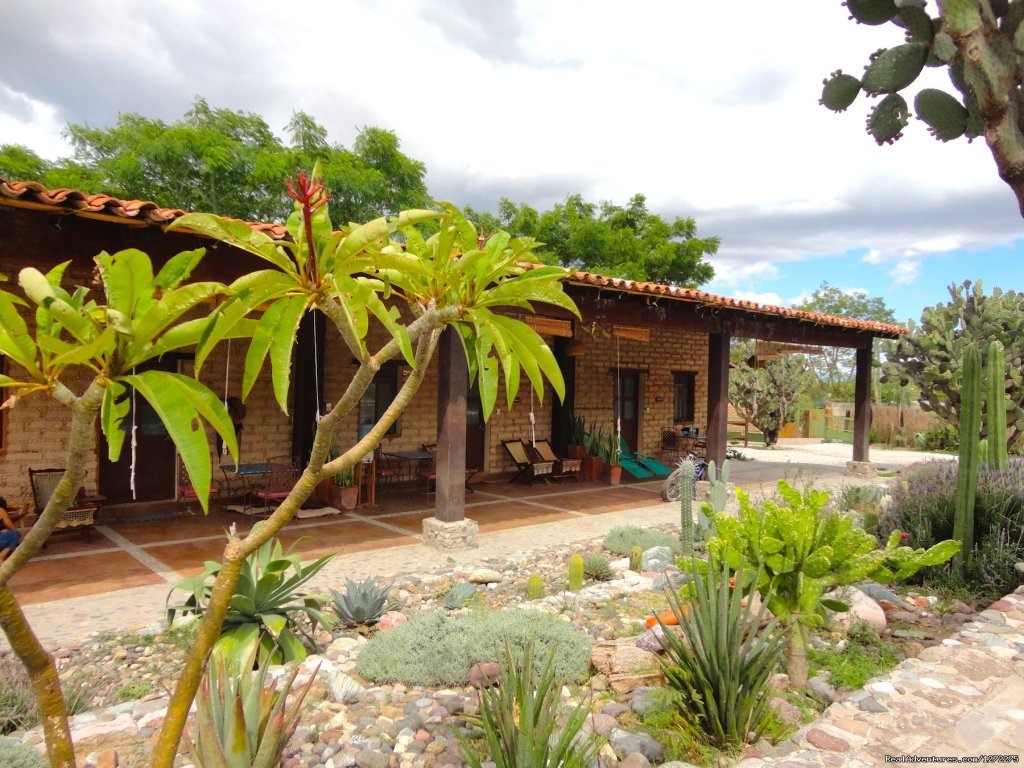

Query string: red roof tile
[0,178,906,337]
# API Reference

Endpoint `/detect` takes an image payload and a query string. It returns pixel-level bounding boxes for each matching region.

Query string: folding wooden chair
[528,439,581,481]
[502,439,554,485]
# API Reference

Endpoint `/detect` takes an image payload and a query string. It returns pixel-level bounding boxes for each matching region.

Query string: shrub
[355,610,592,687]
[0,656,93,735]
[604,526,680,556]
[839,484,882,515]
[914,425,959,452]
[459,641,600,768]
[0,737,47,768]
[882,458,1024,593]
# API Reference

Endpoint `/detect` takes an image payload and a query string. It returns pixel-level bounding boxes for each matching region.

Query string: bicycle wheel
[660,468,683,501]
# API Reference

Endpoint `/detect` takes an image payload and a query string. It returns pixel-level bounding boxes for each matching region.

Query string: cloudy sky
[2,0,1020,322]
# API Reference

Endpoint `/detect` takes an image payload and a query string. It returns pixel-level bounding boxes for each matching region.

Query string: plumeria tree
[0,169,577,768]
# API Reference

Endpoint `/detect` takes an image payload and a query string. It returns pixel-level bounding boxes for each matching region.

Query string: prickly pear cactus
[953,344,981,576]
[914,88,968,142]
[526,574,544,600]
[568,553,584,592]
[629,545,643,573]
[987,340,1009,471]
[677,458,696,554]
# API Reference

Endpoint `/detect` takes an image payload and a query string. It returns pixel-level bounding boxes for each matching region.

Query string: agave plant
[329,576,397,628]
[582,553,613,582]
[167,524,334,665]
[185,646,317,768]
[657,563,783,747]
[459,640,600,768]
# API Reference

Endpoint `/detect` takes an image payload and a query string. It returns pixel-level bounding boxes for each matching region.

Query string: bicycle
[659,452,708,502]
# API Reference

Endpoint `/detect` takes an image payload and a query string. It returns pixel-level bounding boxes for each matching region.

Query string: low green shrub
[914,425,959,453]
[0,737,47,768]
[604,526,679,556]
[0,656,93,735]
[807,623,900,690]
[355,610,591,686]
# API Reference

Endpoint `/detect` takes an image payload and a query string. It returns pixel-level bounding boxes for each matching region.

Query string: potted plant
[581,424,605,482]
[599,429,622,485]
[332,466,358,510]
[566,411,587,460]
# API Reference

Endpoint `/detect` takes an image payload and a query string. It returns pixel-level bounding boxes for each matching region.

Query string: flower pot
[601,463,622,485]
[566,444,586,460]
[332,485,359,510]
[581,455,603,482]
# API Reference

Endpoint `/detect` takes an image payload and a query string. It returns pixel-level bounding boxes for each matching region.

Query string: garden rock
[628,686,661,716]
[377,611,406,632]
[467,568,503,584]
[857,581,915,611]
[808,673,838,703]
[652,568,690,591]
[443,582,478,609]
[468,662,501,688]
[620,753,652,768]
[830,587,886,633]
[610,729,665,762]
[641,546,675,572]
[327,670,366,704]
[590,639,664,693]
[635,625,670,653]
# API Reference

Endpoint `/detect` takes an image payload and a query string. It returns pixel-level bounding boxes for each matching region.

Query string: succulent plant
[525,574,544,600]
[954,344,981,577]
[329,576,397,628]
[629,545,643,573]
[987,340,1008,471]
[567,554,584,592]
[582,553,613,582]
[677,458,696,555]
[444,582,479,609]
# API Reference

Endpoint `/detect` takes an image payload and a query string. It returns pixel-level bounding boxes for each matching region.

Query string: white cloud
[890,261,922,287]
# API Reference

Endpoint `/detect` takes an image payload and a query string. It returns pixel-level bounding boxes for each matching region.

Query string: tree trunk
[787,621,809,690]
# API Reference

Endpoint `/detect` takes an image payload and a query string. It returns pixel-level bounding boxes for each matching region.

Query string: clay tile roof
[0,179,289,239]
[1,178,906,336]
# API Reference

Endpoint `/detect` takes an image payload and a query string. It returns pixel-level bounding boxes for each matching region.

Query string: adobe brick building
[0,179,905,529]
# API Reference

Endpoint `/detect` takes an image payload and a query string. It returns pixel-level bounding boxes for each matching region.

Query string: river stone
[610,730,665,762]
[467,568,503,584]
[327,671,366,704]
[642,546,675,572]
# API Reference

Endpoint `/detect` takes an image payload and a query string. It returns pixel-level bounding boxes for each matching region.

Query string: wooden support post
[435,327,467,523]
[853,346,872,464]
[706,332,730,466]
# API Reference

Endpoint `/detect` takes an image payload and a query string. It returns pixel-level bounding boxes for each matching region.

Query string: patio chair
[618,435,672,478]
[178,459,220,505]
[252,462,298,515]
[660,429,682,463]
[502,439,554,485]
[374,445,401,486]
[28,467,99,539]
[418,444,438,491]
[528,439,580,481]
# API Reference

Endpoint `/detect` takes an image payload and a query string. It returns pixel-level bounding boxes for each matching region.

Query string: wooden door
[615,371,641,453]
[99,359,179,503]
[465,385,486,471]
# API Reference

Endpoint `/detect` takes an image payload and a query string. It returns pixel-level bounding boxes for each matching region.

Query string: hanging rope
[529,385,536,446]
[222,339,232,455]
[129,367,138,499]
[616,337,622,453]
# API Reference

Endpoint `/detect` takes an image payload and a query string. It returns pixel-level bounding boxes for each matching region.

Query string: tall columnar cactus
[954,344,982,576]
[629,545,643,573]
[823,0,1024,214]
[987,340,1009,471]
[526,574,544,600]
[677,458,696,554]
[567,554,584,592]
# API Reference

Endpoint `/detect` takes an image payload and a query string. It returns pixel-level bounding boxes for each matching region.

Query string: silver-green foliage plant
[604,526,680,556]
[0,737,47,768]
[460,641,601,768]
[693,481,959,688]
[185,649,317,768]
[355,610,592,687]
[329,577,397,628]
[658,564,783,747]
[166,525,334,665]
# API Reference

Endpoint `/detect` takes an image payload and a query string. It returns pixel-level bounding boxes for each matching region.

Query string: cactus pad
[821,72,862,112]
[914,88,967,141]
[845,0,897,25]
[894,5,933,45]
[866,92,909,143]
[862,43,927,94]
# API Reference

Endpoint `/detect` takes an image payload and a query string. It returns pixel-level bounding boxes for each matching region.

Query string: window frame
[672,370,696,424]
[358,362,402,438]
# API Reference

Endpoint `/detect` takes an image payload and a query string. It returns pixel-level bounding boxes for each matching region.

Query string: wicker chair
[28,468,99,539]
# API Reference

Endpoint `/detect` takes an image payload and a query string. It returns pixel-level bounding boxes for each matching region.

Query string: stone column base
[422,517,479,552]
[846,460,877,478]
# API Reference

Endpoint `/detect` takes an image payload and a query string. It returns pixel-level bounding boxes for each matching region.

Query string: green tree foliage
[884,280,1024,450]
[729,341,811,444]
[470,193,718,287]
[822,0,1024,215]
[8,98,431,225]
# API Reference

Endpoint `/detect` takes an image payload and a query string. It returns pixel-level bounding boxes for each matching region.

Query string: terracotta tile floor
[8,481,653,606]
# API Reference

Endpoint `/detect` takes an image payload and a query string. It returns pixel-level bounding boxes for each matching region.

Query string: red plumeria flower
[900,532,910,541]
[285,170,329,212]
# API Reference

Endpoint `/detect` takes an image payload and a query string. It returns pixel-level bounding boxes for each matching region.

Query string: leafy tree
[821,0,1024,214]
[0,170,576,768]
[471,193,718,287]
[729,341,812,445]
[0,144,49,180]
[884,279,1024,450]
[794,281,899,402]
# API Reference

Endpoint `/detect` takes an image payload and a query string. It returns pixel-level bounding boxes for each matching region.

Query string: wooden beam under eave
[435,327,467,523]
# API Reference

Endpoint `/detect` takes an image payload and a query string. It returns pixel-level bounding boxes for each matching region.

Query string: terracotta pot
[601,463,622,485]
[331,485,359,510]
[566,444,586,460]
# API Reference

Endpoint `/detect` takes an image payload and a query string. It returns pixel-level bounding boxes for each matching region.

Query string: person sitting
[0,496,21,561]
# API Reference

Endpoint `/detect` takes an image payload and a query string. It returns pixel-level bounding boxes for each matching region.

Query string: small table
[384,450,433,484]
[220,462,294,511]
